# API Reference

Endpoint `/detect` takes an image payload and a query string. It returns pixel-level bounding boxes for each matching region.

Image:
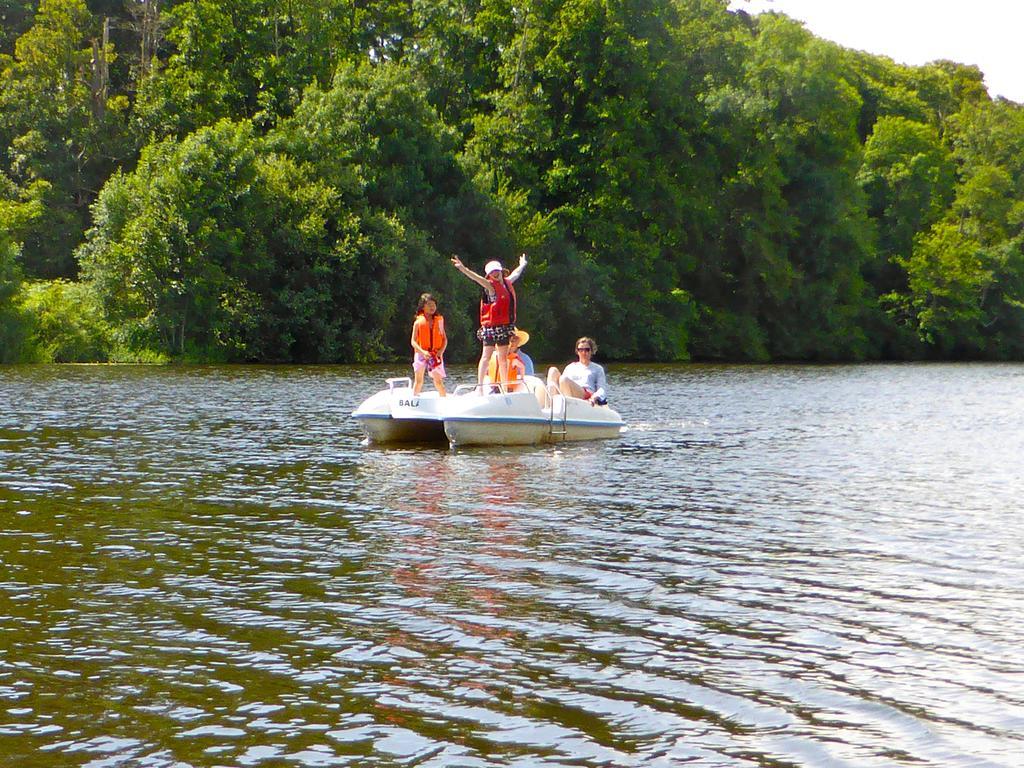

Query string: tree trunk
[90,19,109,121]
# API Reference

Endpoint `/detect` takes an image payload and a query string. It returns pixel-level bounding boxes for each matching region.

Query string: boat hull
[444,417,549,446]
[549,396,624,442]
[356,414,447,444]
[352,379,448,444]
[442,378,623,446]
[353,376,624,447]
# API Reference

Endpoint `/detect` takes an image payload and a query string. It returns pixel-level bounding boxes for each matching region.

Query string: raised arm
[507,253,528,283]
[451,255,493,292]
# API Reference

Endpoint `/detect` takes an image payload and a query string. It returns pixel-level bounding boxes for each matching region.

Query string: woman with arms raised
[450,253,527,391]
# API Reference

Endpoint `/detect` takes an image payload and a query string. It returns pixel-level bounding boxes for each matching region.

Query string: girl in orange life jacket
[450,253,527,390]
[410,293,448,396]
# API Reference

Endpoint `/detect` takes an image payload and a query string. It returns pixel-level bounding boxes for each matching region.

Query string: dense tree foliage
[3,0,1024,362]
[0,0,35,53]
[0,172,45,360]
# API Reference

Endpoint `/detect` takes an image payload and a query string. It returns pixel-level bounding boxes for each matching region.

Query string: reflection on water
[2,363,1024,766]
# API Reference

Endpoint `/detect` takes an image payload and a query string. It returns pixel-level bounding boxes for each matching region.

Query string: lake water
[1,363,1023,767]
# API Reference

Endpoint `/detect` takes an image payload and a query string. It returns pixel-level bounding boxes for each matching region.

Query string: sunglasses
[577,347,592,352]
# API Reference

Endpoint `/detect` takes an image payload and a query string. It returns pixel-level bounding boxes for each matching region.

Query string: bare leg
[430,370,447,397]
[413,365,425,395]
[477,345,495,388]
[559,375,587,399]
[546,366,561,389]
[494,345,509,391]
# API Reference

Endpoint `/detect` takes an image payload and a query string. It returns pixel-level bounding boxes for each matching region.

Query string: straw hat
[511,328,530,346]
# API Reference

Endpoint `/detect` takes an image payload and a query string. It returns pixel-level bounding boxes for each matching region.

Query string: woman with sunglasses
[546,336,608,406]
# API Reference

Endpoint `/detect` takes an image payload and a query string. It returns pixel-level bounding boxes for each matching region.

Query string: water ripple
[1,363,1023,766]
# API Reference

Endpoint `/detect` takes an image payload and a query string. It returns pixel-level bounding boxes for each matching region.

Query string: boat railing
[451,381,524,396]
[386,377,413,391]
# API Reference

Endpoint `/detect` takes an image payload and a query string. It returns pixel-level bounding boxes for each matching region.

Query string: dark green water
[1,363,1022,767]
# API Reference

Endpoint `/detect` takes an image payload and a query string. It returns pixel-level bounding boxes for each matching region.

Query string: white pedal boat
[351,377,448,444]
[442,375,624,447]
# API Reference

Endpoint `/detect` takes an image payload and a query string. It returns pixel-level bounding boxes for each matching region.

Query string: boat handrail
[386,377,413,391]
[548,388,568,439]
[452,382,518,396]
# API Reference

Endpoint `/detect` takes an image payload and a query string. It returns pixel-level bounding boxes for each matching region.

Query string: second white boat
[442,376,624,447]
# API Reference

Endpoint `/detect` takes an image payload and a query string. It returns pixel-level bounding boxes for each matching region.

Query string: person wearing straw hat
[486,327,531,391]
[450,253,527,390]
[510,328,534,375]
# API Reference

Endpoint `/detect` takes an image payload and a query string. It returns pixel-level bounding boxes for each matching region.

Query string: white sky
[728,0,1024,104]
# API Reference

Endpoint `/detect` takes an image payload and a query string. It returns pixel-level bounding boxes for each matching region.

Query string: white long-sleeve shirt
[562,361,607,401]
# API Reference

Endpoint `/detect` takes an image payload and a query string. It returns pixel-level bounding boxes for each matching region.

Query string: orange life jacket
[479,276,516,327]
[414,314,445,354]
[487,351,524,385]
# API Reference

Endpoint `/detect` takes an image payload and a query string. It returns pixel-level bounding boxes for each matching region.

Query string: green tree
[79,115,421,361]
[841,51,931,141]
[79,120,264,357]
[0,233,27,361]
[134,0,422,138]
[890,221,989,354]
[0,0,127,278]
[468,0,741,359]
[939,100,1024,356]
[401,0,514,131]
[135,0,274,136]
[877,94,1024,357]
[0,0,36,53]
[274,61,512,360]
[977,234,1024,358]
[912,60,988,120]
[0,174,45,360]
[7,0,1024,363]
[19,278,113,361]
[858,116,955,292]
[697,14,873,360]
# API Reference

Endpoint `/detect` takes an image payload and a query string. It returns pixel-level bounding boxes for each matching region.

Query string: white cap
[484,260,503,275]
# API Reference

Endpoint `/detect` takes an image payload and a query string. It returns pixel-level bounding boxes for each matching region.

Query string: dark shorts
[476,324,515,346]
